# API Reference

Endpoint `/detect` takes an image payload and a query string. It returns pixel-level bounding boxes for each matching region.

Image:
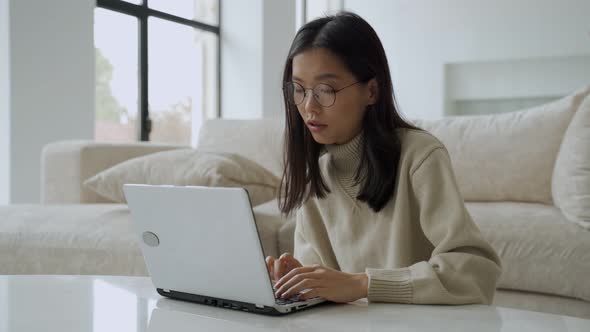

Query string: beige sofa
[1,87,590,318]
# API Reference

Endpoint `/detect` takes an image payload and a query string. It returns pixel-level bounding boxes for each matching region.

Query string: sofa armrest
[41,140,186,204]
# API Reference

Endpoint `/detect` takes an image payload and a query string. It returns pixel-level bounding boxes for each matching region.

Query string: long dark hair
[279,11,421,216]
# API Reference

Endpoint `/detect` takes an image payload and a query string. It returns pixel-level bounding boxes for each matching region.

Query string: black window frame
[96,0,221,141]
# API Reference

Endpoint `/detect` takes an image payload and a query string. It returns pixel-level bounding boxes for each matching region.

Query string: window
[94,0,220,145]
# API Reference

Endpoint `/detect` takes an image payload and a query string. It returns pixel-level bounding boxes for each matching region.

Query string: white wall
[221,0,295,119]
[305,0,343,23]
[0,0,11,206]
[221,0,263,119]
[262,0,296,119]
[344,0,590,119]
[2,0,95,204]
[0,278,6,331]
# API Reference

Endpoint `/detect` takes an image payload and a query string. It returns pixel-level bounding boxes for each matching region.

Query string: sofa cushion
[251,199,297,257]
[249,199,290,258]
[197,118,285,178]
[552,86,590,229]
[0,204,146,276]
[41,141,185,204]
[467,202,590,302]
[0,203,282,275]
[83,149,280,207]
[413,86,590,204]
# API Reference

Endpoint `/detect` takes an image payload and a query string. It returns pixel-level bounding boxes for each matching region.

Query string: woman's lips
[307,122,328,132]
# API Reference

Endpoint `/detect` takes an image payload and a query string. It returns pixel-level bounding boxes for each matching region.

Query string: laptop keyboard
[275,294,302,305]
[273,285,301,305]
[272,283,318,305]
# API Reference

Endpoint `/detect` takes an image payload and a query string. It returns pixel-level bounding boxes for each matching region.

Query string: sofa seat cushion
[0,203,282,275]
[248,199,289,258]
[0,204,146,276]
[467,202,590,302]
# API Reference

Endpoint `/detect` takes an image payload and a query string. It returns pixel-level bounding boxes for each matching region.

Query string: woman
[266,12,501,305]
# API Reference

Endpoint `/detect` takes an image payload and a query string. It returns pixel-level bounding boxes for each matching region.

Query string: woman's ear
[367,78,379,105]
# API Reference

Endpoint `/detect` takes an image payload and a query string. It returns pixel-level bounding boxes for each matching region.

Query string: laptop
[123,184,327,315]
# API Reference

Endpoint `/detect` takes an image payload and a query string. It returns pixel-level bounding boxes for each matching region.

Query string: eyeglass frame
[282,80,363,107]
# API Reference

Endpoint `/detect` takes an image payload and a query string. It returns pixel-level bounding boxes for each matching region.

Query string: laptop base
[157,288,315,316]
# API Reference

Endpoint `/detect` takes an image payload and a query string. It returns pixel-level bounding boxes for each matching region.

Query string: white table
[0,275,589,332]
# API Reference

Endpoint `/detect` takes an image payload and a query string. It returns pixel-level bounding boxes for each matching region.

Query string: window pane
[121,0,142,4]
[94,8,139,142]
[149,0,219,26]
[148,17,218,146]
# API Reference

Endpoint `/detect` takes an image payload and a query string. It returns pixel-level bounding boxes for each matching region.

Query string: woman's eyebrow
[292,73,341,82]
[315,73,341,80]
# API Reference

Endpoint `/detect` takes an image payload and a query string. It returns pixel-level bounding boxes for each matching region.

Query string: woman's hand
[265,253,303,282]
[273,264,369,303]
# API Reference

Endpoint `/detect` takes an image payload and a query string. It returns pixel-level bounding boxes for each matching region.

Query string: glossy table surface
[0,275,589,332]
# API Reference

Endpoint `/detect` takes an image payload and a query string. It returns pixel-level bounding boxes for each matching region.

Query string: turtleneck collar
[324,131,365,198]
[325,130,364,172]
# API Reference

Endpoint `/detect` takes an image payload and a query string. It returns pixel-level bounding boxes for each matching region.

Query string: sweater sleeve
[366,147,502,305]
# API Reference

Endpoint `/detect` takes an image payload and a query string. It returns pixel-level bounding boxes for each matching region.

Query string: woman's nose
[303,92,321,115]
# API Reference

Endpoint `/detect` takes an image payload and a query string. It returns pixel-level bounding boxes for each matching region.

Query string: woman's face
[291,47,378,145]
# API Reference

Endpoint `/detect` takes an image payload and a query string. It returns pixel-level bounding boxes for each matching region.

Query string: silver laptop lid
[123,184,276,307]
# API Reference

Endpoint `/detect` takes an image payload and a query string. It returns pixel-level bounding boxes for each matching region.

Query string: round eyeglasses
[283,81,362,107]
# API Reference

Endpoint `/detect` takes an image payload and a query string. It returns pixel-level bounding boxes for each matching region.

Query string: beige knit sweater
[293,128,502,304]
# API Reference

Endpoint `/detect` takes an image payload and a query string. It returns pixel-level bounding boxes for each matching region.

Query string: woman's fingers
[274,271,319,298]
[266,253,305,282]
[282,253,303,266]
[279,252,295,260]
[275,256,289,280]
[274,253,299,281]
[274,265,321,289]
[281,278,322,299]
[265,256,275,281]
